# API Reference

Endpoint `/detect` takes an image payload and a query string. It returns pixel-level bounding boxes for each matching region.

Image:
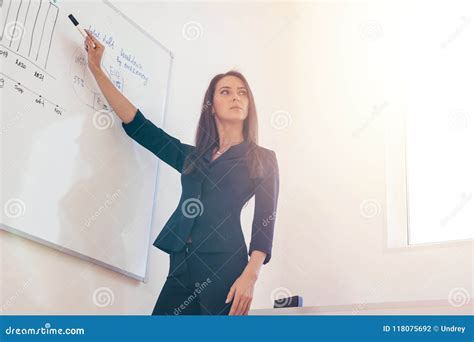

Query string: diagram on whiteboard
[69,42,124,113]
[0,0,152,118]
[0,0,64,115]
[69,24,150,113]
[1,0,59,70]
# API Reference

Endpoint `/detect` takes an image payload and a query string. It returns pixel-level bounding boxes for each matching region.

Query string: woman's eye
[220,90,247,96]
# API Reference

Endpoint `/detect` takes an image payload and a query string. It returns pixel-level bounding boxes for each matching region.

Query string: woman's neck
[215,121,244,147]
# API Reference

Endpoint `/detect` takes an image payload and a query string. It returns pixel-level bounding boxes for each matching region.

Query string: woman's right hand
[84,29,104,75]
[82,28,137,124]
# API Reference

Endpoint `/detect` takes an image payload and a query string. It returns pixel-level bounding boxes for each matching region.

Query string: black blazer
[122,109,279,264]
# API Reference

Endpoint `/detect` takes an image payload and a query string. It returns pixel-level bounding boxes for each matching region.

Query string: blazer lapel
[204,140,250,165]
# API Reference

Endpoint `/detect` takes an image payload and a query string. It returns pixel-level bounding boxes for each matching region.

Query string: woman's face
[212,75,249,122]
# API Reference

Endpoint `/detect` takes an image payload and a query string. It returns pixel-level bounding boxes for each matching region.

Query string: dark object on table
[274,295,303,308]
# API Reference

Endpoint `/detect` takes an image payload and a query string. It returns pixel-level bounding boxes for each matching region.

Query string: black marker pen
[68,14,96,48]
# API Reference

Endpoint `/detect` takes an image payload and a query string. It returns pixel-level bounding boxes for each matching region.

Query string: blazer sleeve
[248,150,280,265]
[121,108,194,173]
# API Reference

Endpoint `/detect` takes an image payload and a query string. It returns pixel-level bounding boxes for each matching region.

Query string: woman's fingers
[229,293,241,315]
[227,283,239,315]
[85,29,102,48]
[243,299,252,315]
[85,29,95,41]
[225,285,236,304]
[84,31,92,46]
[230,293,247,315]
[235,296,248,315]
[86,37,95,50]
[84,38,100,57]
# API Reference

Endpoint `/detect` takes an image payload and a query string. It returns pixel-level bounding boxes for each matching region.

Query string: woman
[84,30,279,315]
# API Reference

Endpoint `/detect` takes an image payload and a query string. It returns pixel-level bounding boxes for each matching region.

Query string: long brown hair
[183,70,264,178]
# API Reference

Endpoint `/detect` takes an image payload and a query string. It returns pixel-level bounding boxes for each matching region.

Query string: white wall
[1,0,472,315]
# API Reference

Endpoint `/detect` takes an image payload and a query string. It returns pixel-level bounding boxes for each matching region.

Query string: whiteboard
[0,0,173,281]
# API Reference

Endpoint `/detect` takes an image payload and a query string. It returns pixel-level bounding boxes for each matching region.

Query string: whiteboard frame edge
[0,223,145,282]
[142,45,175,285]
[102,0,174,283]
[103,0,173,57]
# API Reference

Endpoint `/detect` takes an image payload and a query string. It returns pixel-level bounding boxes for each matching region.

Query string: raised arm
[84,29,136,123]
[121,109,194,173]
[84,29,193,173]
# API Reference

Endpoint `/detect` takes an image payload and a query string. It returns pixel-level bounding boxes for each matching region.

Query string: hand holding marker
[68,14,104,73]
[68,14,96,48]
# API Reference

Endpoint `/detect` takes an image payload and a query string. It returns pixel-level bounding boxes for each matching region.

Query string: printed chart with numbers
[0,0,173,281]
